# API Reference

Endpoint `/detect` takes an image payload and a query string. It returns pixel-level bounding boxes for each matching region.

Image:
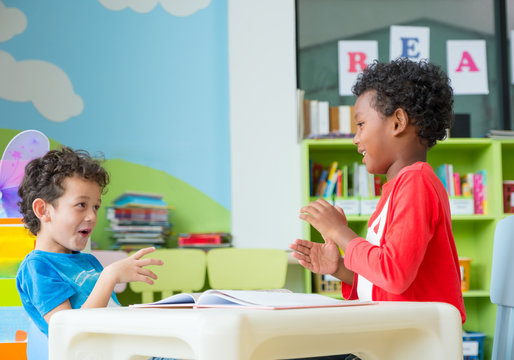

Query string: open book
[129,289,374,309]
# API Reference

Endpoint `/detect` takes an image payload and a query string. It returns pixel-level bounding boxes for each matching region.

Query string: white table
[49,301,462,360]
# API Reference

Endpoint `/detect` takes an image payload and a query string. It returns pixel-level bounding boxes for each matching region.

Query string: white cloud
[98,0,210,17]
[0,50,83,122]
[0,1,27,42]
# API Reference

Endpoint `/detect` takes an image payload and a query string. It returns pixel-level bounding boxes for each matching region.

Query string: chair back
[128,248,206,303]
[491,215,514,360]
[90,250,128,293]
[206,248,288,290]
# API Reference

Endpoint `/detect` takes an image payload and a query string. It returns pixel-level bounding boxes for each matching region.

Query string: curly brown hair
[18,147,109,235]
[352,58,454,148]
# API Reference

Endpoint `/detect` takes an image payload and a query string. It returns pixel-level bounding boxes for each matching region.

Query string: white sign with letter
[389,25,430,61]
[447,40,489,95]
[338,40,378,96]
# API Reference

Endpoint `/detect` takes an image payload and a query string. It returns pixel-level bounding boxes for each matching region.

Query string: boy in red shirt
[290,59,466,325]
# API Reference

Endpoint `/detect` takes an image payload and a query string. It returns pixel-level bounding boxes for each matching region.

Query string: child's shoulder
[392,162,442,191]
[20,250,97,267]
[396,162,436,180]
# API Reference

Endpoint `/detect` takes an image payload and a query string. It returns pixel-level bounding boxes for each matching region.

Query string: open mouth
[78,229,91,236]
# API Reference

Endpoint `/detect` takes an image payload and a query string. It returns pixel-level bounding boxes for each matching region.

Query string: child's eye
[77,203,86,208]
[356,122,364,127]
[93,205,100,212]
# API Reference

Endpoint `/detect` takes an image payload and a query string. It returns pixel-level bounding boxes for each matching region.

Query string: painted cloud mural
[0,51,83,123]
[0,1,26,42]
[0,1,83,122]
[98,0,210,16]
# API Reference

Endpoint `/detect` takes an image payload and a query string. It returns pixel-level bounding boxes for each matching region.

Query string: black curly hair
[18,147,110,236]
[352,58,454,148]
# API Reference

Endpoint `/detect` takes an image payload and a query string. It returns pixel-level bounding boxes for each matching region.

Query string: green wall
[0,128,230,250]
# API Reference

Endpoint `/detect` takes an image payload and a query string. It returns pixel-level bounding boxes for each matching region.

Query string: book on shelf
[503,180,514,213]
[110,224,165,233]
[329,106,339,133]
[303,98,311,138]
[107,191,172,249]
[108,207,169,222]
[297,89,305,143]
[177,232,232,247]
[323,161,339,197]
[129,289,374,309]
[114,191,168,208]
[309,100,319,136]
[435,164,487,215]
[310,161,382,200]
[301,98,356,139]
[487,129,514,139]
[115,237,165,245]
[318,101,330,135]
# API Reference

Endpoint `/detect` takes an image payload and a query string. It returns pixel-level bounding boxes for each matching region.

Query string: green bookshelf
[301,138,510,360]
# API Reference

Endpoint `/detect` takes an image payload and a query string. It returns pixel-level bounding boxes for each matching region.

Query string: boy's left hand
[104,247,164,285]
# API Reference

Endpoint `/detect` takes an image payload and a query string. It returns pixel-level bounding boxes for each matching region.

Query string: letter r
[348,52,367,73]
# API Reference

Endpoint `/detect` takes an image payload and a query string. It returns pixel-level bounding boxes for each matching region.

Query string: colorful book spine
[336,170,343,197]
[453,172,461,196]
[316,170,328,197]
[503,181,514,213]
[473,172,484,214]
[324,161,339,197]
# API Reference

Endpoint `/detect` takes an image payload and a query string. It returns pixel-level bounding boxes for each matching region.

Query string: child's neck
[386,147,427,181]
[34,233,73,254]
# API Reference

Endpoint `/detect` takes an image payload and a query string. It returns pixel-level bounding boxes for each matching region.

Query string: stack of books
[177,232,232,249]
[486,129,514,139]
[107,191,172,251]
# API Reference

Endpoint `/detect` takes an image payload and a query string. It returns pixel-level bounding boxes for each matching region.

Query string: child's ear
[32,198,50,222]
[391,108,409,135]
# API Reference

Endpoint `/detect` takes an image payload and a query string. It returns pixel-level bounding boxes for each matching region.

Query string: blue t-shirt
[16,250,120,336]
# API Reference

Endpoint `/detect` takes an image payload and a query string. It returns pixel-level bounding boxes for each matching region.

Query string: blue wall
[0,0,230,210]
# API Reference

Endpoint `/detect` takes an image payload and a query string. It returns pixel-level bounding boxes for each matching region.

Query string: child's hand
[104,247,163,285]
[299,198,355,249]
[289,238,340,274]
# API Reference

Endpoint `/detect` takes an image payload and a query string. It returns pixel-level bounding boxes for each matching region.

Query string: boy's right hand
[104,247,163,285]
[289,238,340,275]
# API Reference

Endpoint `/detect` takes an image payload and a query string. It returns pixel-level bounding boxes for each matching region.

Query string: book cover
[129,289,374,310]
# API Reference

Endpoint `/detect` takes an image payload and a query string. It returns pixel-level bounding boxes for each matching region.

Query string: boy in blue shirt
[16,147,163,360]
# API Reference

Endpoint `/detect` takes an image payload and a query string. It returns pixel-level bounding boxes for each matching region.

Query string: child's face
[353,91,394,175]
[38,175,102,253]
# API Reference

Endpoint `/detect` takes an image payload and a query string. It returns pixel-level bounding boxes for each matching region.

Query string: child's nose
[85,208,97,222]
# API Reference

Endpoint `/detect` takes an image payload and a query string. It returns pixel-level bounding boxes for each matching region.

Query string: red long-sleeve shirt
[341,162,466,323]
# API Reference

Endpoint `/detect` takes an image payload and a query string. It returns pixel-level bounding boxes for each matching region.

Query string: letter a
[455,51,479,72]
[348,52,367,73]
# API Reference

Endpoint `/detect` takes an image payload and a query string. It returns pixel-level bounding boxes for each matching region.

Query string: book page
[130,292,202,308]
[196,289,367,308]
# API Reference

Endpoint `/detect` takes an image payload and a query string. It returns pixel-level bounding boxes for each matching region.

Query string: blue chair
[491,215,514,360]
